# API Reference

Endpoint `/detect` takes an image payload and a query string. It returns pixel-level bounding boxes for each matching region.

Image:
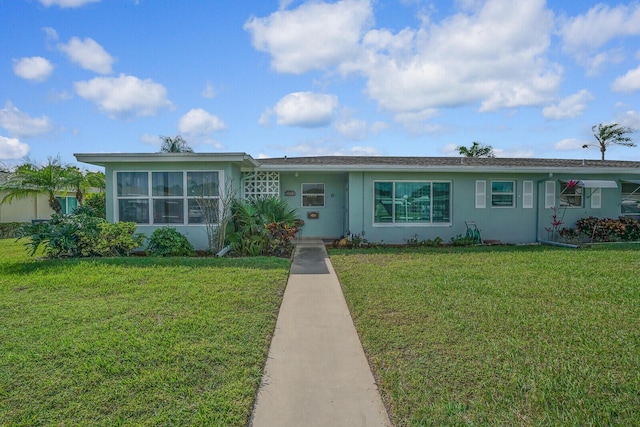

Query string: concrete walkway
[250,240,392,427]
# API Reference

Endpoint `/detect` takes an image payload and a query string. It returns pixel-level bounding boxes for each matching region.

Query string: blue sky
[1,0,640,169]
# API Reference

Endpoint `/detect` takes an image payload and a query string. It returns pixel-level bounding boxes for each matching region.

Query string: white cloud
[335,118,368,140]
[554,138,585,151]
[616,110,640,130]
[0,136,30,160]
[178,109,227,135]
[356,0,560,113]
[43,27,59,41]
[58,37,114,74]
[247,0,561,115]
[542,90,593,120]
[245,0,373,74]
[13,57,54,82]
[493,148,535,158]
[560,3,640,54]
[272,92,339,127]
[281,142,381,156]
[39,0,100,8]
[612,65,640,92]
[560,3,640,73]
[0,101,53,138]
[74,74,172,118]
[202,82,216,99]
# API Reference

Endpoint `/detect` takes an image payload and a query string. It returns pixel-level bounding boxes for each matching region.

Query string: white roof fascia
[577,180,618,188]
[256,164,640,174]
[75,152,260,168]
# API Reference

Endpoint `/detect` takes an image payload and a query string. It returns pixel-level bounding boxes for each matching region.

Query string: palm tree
[457,142,495,158]
[66,167,106,206]
[0,156,73,214]
[583,123,636,160]
[159,135,194,153]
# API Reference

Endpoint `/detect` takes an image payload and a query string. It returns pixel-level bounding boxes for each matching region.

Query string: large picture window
[116,171,219,224]
[491,181,515,207]
[374,181,451,224]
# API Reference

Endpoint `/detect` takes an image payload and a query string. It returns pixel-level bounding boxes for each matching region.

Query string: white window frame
[114,170,222,225]
[373,180,452,226]
[559,181,583,208]
[522,180,533,209]
[301,183,325,208]
[590,188,602,209]
[475,180,486,209]
[545,181,556,209]
[491,180,516,208]
[621,181,640,216]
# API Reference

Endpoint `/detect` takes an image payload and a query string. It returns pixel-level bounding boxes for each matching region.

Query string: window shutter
[522,180,533,209]
[545,181,556,209]
[591,188,601,209]
[475,180,486,208]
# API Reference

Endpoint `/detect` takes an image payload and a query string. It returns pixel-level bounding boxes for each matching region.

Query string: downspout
[361,172,365,237]
[535,174,554,242]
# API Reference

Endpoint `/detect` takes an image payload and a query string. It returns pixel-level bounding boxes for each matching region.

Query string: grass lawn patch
[330,245,640,426]
[0,238,290,426]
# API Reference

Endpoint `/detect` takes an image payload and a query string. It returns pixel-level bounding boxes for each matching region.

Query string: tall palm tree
[0,156,73,214]
[159,135,194,153]
[583,123,636,160]
[457,141,495,158]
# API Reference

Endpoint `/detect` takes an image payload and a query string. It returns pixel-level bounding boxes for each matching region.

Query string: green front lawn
[0,239,289,426]
[331,245,640,426]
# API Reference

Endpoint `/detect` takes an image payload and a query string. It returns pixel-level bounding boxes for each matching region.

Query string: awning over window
[576,180,618,188]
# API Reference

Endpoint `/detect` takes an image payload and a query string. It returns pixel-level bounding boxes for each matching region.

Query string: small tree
[583,123,636,160]
[457,142,495,158]
[159,135,194,153]
[194,178,237,254]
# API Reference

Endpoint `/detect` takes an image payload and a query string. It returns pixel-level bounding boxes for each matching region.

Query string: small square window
[491,181,515,207]
[560,181,583,208]
[302,183,325,207]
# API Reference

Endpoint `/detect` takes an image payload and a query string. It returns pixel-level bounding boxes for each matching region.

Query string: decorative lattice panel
[243,171,279,200]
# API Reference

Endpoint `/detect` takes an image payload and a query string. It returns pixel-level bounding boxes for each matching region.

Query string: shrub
[17,213,144,258]
[228,197,303,257]
[574,216,640,242]
[84,192,106,218]
[0,222,26,239]
[146,227,194,257]
[94,222,146,256]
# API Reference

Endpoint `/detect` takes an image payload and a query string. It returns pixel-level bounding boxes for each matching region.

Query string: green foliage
[456,141,495,158]
[16,213,144,258]
[405,234,443,247]
[450,233,476,246]
[584,123,636,160]
[159,135,194,153]
[146,227,195,257]
[228,197,303,257]
[83,192,106,218]
[0,222,26,239]
[572,216,640,242]
[94,222,146,256]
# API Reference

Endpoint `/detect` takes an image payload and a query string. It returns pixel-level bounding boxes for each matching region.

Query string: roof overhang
[74,152,260,168]
[576,180,618,188]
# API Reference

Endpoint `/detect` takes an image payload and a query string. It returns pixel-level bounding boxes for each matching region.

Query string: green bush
[0,222,26,239]
[146,227,194,257]
[228,197,303,257]
[94,222,146,256]
[17,213,144,258]
[574,216,640,242]
[84,192,106,218]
